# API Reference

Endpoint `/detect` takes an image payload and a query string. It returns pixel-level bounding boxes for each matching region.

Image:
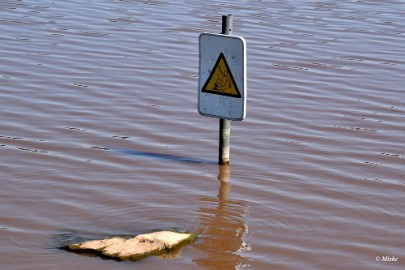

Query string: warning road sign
[198,33,246,121]
[201,53,241,98]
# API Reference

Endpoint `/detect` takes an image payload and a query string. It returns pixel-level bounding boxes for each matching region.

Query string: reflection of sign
[198,33,246,121]
[194,165,250,268]
[202,53,241,98]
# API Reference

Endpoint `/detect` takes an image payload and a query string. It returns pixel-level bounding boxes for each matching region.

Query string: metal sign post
[198,14,247,164]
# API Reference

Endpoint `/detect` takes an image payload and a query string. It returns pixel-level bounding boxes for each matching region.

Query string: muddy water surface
[1,1,405,269]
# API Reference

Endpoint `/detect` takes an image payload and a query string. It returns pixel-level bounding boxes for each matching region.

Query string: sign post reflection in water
[198,14,247,164]
[194,164,250,269]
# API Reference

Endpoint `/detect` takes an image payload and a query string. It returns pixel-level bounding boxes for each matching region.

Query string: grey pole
[222,14,233,35]
[219,14,233,164]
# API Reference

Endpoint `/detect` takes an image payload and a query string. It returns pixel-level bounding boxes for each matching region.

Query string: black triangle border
[201,53,241,98]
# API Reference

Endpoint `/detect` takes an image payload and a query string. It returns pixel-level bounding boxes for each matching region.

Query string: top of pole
[221,14,233,35]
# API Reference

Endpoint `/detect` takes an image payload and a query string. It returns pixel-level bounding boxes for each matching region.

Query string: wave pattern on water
[1,0,405,269]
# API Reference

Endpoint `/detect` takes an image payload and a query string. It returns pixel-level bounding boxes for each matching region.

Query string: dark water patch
[115,149,217,165]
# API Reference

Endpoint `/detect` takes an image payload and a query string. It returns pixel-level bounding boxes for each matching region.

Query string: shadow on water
[114,148,217,165]
[194,164,251,269]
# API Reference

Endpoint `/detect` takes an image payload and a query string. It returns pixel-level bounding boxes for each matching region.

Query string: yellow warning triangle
[202,53,241,98]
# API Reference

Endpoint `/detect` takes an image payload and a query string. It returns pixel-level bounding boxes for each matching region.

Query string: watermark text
[376,256,399,262]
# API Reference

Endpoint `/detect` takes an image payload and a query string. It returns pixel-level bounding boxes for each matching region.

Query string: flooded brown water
[1,1,404,269]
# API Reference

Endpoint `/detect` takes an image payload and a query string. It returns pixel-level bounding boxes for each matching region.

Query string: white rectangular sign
[198,33,246,121]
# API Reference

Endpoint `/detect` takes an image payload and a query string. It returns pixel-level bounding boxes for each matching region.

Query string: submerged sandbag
[62,231,197,261]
